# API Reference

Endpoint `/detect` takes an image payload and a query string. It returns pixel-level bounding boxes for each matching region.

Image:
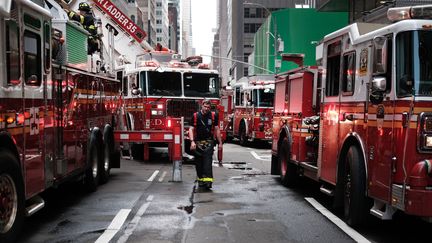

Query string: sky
[191,0,217,62]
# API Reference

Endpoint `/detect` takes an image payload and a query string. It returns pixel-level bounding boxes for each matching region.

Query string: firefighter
[155,42,169,51]
[65,2,99,54]
[189,100,223,189]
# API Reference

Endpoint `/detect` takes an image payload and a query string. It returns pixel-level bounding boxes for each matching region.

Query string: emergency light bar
[137,60,159,68]
[388,5,432,22]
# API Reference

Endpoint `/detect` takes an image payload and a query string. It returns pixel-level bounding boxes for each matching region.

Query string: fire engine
[228,75,274,145]
[116,52,224,166]
[0,0,153,240]
[271,4,432,226]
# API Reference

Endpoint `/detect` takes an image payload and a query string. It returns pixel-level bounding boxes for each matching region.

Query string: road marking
[147,170,160,181]
[117,195,154,243]
[250,151,271,161]
[305,197,371,243]
[158,171,167,182]
[95,209,131,243]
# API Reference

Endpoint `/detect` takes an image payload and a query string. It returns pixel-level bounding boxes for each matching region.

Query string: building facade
[224,0,314,86]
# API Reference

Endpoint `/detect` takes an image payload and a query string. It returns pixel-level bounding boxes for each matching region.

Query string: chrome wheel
[0,174,17,234]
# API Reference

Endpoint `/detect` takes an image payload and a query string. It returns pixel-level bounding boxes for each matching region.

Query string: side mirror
[373,36,388,75]
[370,76,386,104]
[131,88,141,96]
[372,76,386,92]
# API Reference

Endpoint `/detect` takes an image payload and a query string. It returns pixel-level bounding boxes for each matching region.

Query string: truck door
[320,40,342,184]
[22,17,47,196]
[367,35,394,201]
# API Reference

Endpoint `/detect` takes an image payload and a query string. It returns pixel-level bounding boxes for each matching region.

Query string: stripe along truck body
[271,4,432,225]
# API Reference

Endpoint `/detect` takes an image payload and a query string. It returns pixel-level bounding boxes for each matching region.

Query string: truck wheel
[278,137,297,187]
[85,140,101,192]
[343,145,367,226]
[271,155,280,175]
[100,126,114,184]
[0,151,25,243]
[239,126,247,146]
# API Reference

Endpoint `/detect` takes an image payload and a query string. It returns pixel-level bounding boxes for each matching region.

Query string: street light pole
[200,54,274,74]
[243,1,279,73]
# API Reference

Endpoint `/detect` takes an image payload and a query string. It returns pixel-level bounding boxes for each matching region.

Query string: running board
[369,200,396,220]
[26,196,45,217]
[319,185,334,196]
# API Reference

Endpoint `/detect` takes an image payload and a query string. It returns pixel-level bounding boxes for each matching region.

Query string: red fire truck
[0,0,134,241]
[116,52,224,165]
[228,75,274,145]
[271,4,432,226]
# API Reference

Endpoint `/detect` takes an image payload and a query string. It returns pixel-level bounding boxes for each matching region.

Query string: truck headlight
[418,112,432,152]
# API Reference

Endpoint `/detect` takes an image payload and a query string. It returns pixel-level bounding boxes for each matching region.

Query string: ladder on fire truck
[58,0,183,181]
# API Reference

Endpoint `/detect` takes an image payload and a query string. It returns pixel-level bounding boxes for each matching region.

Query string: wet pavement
[110,159,354,243]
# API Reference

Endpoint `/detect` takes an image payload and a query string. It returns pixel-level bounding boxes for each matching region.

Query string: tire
[271,155,279,175]
[100,125,114,184]
[85,138,101,192]
[278,137,297,187]
[239,125,247,146]
[343,145,368,226]
[0,150,25,243]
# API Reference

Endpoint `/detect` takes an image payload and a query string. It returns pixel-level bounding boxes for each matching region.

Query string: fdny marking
[30,107,40,135]
[152,119,163,126]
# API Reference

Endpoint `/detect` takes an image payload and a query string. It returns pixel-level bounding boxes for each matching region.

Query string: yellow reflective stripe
[198,177,213,182]
[88,25,95,30]
[79,15,84,24]
[68,12,75,18]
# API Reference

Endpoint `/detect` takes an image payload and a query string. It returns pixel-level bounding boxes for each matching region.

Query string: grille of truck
[167,99,199,125]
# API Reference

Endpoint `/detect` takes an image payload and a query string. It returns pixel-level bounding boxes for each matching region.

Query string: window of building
[156,10,162,15]
[24,30,41,86]
[342,52,356,95]
[325,41,341,97]
[6,20,20,85]
[244,7,249,18]
[131,15,135,23]
[244,53,250,62]
[157,37,162,42]
[156,28,162,33]
[156,2,162,7]
[156,19,162,24]
[244,23,261,33]
[244,67,249,77]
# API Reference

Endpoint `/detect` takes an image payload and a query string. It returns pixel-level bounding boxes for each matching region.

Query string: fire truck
[271,4,432,226]
[116,52,224,167]
[228,75,274,145]
[0,0,152,240]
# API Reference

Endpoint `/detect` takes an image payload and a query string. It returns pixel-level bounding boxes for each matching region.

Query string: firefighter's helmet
[78,2,91,12]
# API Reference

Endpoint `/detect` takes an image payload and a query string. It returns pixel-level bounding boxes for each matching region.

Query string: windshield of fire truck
[147,71,182,96]
[396,30,432,97]
[252,88,274,107]
[184,73,219,98]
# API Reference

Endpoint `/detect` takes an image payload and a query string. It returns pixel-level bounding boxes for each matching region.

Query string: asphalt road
[16,142,431,243]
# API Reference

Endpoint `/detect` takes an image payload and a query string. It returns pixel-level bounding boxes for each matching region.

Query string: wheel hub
[0,174,17,233]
